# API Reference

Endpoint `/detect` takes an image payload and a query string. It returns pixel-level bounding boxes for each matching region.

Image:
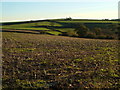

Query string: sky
[1,0,119,22]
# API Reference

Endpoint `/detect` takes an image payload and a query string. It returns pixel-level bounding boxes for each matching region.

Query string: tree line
[60,23,119,40]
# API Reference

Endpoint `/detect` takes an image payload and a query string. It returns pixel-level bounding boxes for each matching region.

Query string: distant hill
[1,19,119,39]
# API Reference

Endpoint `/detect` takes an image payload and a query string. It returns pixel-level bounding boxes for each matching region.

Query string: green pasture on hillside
[1,19,119,35]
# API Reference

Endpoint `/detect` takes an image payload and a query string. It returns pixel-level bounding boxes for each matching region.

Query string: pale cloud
[70,10,118,19]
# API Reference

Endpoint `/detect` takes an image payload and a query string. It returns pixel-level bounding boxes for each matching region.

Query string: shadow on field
[32,20,112,30]
[32,20,75,33]
[32,26,66,33]
[1,20,116,36]
[1,20,71,35]
[1,29,54,35]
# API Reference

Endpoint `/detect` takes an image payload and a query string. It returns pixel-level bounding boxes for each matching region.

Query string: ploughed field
[2,32,120,89]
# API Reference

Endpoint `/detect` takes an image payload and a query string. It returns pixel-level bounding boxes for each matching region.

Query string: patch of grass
[46,31,62,35]
[2,21,62,30]
[59,20,119,23]
[17,27,50,30]
[57,28,74,32]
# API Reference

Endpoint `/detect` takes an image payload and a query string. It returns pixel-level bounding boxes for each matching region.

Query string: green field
[59,20,119,23]
[1,19,119,36]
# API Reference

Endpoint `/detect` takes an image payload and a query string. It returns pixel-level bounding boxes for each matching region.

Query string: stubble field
[2,32,120,89]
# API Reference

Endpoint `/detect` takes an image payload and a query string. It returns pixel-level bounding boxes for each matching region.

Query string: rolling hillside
[1,19,119,39]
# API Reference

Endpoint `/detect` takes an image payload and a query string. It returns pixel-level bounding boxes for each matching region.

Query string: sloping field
[2,32,120,89]
[59,20,119,23]
[1,19,119,36]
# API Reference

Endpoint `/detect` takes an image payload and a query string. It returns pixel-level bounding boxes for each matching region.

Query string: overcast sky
[1,0,119,22]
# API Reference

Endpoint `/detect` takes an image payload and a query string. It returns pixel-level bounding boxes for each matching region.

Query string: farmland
[2,31,120,89]
[2,0,120,88]
[1,19,120,89]
[1,19,119,37]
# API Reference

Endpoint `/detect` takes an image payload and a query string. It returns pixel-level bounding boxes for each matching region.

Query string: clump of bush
[74,24,89,38]
[86,32,96,38]
[39,31,46,34]
[74,23,118,39]
[59,31,78,37]
[64,17,72,21]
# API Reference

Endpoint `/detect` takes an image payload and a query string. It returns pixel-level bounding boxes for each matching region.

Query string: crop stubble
[2,32,120,89]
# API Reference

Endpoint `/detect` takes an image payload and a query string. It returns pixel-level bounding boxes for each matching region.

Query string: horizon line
[1,17,119,23]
